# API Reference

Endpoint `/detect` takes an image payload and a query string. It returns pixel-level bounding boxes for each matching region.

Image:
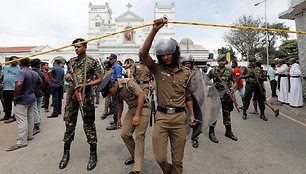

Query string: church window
[95,22,101,27]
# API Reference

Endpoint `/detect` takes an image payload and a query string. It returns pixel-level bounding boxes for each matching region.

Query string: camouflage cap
[217,54,226,61]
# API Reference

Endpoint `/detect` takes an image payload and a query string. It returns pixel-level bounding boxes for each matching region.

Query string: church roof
[0,46,37,53]
[115,10,144,22]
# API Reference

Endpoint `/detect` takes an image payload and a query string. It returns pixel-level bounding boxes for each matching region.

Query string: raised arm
[141,18,167,69]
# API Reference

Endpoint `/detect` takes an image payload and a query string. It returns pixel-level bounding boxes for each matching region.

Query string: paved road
[0,82,305,174]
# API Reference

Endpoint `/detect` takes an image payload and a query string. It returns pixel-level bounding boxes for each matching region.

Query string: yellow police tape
[1,21,305,66]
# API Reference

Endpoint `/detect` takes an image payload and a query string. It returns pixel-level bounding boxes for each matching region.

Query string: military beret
[249,58,256,62]
[97,76,112,98]
[72,38,87,46]
[217,54,226,61]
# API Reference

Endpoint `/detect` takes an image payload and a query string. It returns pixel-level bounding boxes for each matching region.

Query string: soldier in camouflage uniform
[207,54,238,143]
[239,58,267,121]
[59,38,103,171]
[100,59,113,120]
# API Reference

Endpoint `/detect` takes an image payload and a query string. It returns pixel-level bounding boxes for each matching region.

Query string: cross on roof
[126,3,132,11]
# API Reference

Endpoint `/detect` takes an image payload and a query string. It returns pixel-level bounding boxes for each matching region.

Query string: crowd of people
[1,17,305,174]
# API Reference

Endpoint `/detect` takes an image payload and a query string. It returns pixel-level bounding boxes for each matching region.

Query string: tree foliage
[223,15,289,64]
[217,47,237,61]
[277,39,298,61]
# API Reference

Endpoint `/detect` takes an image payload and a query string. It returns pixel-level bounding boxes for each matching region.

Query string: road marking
[267,96,306,127]
[279,113,306,127]
[267,96,272,101]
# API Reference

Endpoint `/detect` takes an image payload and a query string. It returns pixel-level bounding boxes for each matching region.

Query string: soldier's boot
[260,112,268,121]
[87,144,98,171]
[59,142,71,169]
[225,125,238,141]
[242,111,247,120]
[208,126,219,143]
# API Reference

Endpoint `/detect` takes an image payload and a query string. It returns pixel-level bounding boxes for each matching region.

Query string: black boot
[59,142,71,169]
[260,112,268,121]
[209,126,218,143]
[225,125,238,141]
[87,144,98,171]
[242,111,247,120]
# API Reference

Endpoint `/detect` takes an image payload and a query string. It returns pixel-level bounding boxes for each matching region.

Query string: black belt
[278,74,287,90]
[290,76,300,78]
[157,106,185,114]
[137,80,149,84]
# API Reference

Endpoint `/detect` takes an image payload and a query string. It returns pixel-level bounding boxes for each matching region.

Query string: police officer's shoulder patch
[128,84,136,91]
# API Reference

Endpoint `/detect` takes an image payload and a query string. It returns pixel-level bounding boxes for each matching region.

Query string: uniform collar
[162,64,183,73]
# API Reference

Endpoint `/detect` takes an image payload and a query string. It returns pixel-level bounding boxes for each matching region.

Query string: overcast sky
[0,0,296,54]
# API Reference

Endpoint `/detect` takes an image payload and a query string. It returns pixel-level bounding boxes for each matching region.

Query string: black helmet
[155,38,180,65]
[180,54,194,69]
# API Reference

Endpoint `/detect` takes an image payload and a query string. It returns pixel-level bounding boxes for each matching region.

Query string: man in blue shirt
[267,63,277,97]
[106,53,122,130]
[6,58,42,151]
[48,60,64,118]
[0,56,20,123]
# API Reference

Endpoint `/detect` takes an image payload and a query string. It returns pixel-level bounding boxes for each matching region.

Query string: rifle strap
[82,57,88,103]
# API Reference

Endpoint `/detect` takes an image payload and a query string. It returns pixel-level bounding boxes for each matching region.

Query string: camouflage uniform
[64,56,102,144]
[103,67,113,115]
[242,65,266,114]
[208,67,236,126]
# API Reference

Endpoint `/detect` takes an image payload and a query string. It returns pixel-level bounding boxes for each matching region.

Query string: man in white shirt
[288,58,303,107]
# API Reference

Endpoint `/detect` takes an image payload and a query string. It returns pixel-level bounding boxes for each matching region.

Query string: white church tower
[87,2,176,62]
[154,2,176,40]
[88,2,112,51]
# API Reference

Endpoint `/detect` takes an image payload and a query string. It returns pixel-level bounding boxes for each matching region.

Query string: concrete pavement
[0,82,305,174]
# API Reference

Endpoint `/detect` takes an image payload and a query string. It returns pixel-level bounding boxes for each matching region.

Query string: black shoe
[87,152,97,171]
[274,109,279,117]
[109,121,114,125]
[0,117,9,121]
[124,157,134,165]
[260,113,268,121]
[48,115,58,118]
[96,101,99,105]
[209,126,218,143]
[192,139,199,148]
[106,124,116,130]
[107,112,114,116]
[242,112,247,120]
[87,144,97,171]
[129,172,139,174]
[100,114,107,120]
[59,150,70,169]
[225,131,238,141]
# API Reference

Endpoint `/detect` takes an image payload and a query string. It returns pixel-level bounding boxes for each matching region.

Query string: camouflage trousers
[212,95,233,127]
[63,86,97,144]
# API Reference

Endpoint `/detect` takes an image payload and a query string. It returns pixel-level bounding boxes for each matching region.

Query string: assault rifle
[71,70,85,119]
[250,67,265,97]
[217,76,240,113]
[149,83,156,127]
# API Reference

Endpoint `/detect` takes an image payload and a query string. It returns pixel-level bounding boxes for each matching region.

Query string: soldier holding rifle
[239,58,267,121]
[207,54,239,143]
[59,38,103,171]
